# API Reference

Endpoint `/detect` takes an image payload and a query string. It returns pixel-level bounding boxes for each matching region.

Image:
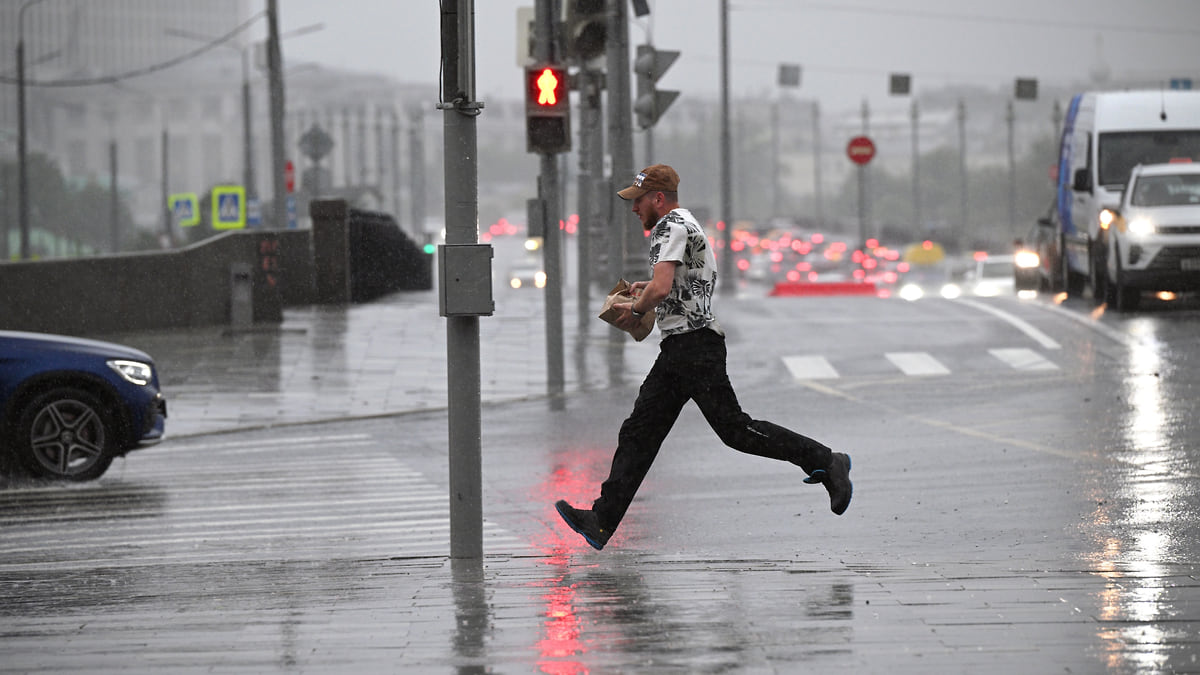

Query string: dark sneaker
[555,500,611,550]
[803,453,852,515]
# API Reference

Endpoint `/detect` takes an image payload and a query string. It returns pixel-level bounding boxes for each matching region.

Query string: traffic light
[633,44,680,130]
[566,0,607,61]
[525,64,571,154]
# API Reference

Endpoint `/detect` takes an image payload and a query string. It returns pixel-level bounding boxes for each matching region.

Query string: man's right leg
[590,360,688,534]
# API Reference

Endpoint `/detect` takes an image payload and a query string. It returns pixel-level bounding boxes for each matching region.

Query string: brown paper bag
[598,279,656,341]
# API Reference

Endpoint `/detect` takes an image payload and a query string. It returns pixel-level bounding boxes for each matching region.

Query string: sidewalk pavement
[61,288,1195,673]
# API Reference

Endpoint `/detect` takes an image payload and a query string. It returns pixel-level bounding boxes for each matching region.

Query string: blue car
[0,331,166,481]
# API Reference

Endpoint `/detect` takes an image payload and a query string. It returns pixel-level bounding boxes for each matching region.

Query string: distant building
[0,1,435,244]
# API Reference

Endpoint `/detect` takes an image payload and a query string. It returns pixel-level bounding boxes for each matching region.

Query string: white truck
[1050,90,1200,307]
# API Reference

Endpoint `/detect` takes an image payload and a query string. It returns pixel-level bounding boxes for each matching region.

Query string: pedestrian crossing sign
[212,185,246,230]
[168,192,200,227]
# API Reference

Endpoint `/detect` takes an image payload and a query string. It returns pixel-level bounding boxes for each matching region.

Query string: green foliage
[0,153,136,258]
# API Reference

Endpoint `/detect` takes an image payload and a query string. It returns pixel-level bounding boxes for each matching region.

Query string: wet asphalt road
[2,278,1200,673]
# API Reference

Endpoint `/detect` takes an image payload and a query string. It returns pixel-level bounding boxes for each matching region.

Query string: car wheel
[1113,249,1140,313]
[1060,236,1084,296]
[14,388,116,481]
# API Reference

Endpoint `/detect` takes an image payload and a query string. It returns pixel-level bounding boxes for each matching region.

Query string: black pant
[592,327,833,531]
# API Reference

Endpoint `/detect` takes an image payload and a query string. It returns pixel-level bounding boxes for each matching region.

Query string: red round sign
[285,160,295,193]
[847,136,876,165]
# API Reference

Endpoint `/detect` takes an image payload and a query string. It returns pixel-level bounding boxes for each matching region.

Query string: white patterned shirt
[647,208,723,339]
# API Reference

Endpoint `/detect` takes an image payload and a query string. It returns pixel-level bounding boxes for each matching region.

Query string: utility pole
[812,100,822,225]
[718,0,733,295]
[534,0,566,411]
[1007,99,1016,232]
[957,99,968,251]
[409,107,426,239]
[911,99,920,234]
[576,67,603,328]
[440,0,485,560]
[162,127,171,246]
[858,98,870,249]
[266,0,287,230]
[110,141,120,253]
[606,0,637,283]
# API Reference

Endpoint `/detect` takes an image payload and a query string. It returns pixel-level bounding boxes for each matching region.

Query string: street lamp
[17,0,51,261]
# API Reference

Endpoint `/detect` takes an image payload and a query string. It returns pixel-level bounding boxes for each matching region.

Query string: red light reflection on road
[529,447,613,674]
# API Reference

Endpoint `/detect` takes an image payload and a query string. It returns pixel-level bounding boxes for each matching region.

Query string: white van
[1052,90,1200,303]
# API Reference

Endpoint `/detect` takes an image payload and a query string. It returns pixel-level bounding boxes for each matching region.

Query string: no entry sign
[847,136,876,165]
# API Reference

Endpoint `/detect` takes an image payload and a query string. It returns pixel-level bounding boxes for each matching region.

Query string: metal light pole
[266,0,287,230]
[911,99,921,233]
[17,0,50,261]
[718,0,733,294]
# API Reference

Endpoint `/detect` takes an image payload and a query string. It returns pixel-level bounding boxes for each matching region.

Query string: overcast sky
[273,0,1200,116]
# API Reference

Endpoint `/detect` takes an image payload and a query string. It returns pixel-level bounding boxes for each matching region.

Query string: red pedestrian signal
[525,64,571,154]
[535,68,560,105]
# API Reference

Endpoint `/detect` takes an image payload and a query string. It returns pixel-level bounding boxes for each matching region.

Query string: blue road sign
[168,192,200,227]
[247,197,262,228]
[212,186,246,230]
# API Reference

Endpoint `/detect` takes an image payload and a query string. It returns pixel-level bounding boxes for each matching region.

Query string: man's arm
[615,260,677,330]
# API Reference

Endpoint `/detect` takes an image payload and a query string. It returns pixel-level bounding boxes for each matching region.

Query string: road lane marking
[956,298,1062,350]
[783,355,839,380]
[990,347,1059,371]
[885,352,950,376]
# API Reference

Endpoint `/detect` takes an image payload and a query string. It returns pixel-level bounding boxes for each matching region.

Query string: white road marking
[885,352,950,376]
[783,355,840,380]
[990,347,1059,371]
[956,298,1062,350]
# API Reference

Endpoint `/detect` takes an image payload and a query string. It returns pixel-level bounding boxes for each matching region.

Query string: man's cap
[617,164,680,200]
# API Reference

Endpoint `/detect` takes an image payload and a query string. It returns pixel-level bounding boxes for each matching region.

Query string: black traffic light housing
[566,0,607,61]
[525,64,571,154]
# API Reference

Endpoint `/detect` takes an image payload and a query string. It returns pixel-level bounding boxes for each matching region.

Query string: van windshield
[1098,131,1200,188]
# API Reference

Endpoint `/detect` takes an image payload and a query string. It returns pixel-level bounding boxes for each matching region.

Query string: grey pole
[1007,100,1016,233]
[241,50,256,200]
[812,100,822,225]
[162,127,171,246]
[441,0,483,560]
[771,98,780,217]
[266,0,287,230]
[375,107,386,208]
[911,99,920,234]
[576,68,602,329]
[607,0,639,283]
[858,99,869,249]
[110,141,120,253]
[958,99,968,251]
[535,0,565,411]
[409,108,426,238]
[390,108,403,223]
[341,110,353,188]
[16,5,33,260]
[718,0,734,295]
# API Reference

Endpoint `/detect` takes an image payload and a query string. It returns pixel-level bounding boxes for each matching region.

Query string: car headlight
[1128,218,1155,236]
[534,271,547,288]
[108,359,153,386]
[1014,250,1040,269]
[899,283,924,301]
[940,283,962,299]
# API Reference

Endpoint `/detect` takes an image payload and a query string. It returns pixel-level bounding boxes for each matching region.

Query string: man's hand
[612,301,642,331]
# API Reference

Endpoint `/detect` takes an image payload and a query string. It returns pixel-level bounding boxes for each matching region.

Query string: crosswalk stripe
[885,351,951,376]
[989,347,1059,371]
[782,355,839,380]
